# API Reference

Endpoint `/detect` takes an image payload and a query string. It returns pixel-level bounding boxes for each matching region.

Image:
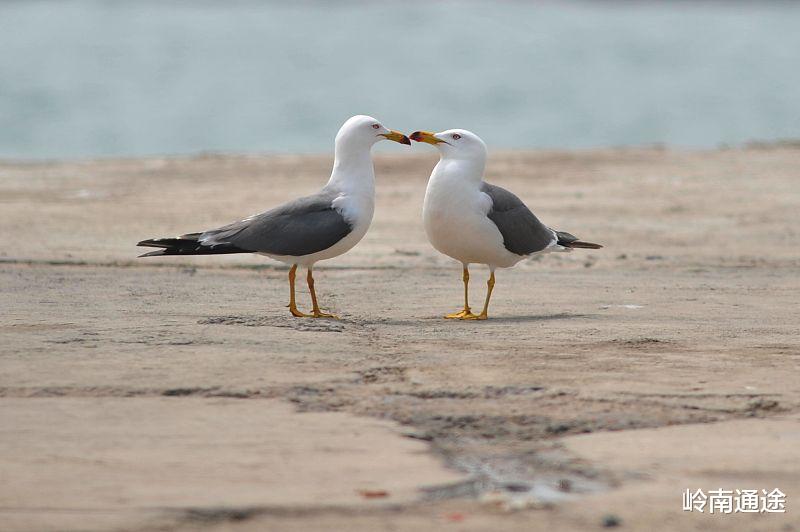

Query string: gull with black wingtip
[138,115,410,318]
[410,129,602,320]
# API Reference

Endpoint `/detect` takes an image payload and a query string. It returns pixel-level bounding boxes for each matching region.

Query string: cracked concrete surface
[1,148,799,530]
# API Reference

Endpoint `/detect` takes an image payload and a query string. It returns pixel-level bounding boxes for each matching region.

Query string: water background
[2,1,799,159]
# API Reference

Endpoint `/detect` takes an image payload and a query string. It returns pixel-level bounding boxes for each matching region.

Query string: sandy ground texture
[1,146,799,531]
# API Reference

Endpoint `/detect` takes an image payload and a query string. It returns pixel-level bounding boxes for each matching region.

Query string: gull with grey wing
[138,115,410,318]
[410,128,602,320]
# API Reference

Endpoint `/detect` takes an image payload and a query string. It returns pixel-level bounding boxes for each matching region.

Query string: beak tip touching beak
[409,131,443,145]
[382,130,412,146]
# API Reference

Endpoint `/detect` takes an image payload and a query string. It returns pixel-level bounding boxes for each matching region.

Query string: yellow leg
[307,267,338,319]
[288,265,312,317]
[464,271,494,320]
[445,265,478,319]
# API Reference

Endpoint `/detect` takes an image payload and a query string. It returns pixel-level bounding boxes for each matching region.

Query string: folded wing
[480,182,556,256]
[138,189,353,258]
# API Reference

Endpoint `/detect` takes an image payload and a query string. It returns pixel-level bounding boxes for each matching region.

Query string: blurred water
[1,1,799,159]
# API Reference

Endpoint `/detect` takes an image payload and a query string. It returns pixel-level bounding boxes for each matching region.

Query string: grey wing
[199,190,352,257]
[481,182,555,256]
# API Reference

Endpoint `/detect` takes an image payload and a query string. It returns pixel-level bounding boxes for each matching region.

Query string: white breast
[423,162,521,269]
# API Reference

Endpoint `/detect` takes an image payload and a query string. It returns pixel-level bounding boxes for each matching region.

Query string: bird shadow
[198,314,346,332]
[376,312,593,327]
[468,312,593,323]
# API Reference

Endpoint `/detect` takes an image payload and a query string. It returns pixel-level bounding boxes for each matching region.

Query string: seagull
[409,129,602,320]
[138,115,410,318]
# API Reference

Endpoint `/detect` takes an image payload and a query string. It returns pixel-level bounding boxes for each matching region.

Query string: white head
[409,129,488,163]
[335,115,410,154]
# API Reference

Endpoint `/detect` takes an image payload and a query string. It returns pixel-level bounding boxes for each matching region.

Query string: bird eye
[452,133,461,140]
[372,124,380,129]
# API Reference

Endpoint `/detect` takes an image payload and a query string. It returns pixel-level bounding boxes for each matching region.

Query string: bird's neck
[434,157,486,187]
[327,146,376,197]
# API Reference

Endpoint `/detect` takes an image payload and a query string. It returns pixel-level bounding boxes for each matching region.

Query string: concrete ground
[1,146,799,531]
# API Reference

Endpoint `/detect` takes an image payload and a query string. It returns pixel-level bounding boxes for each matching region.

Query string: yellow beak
[379,130,412,145]
[409,131,447,145]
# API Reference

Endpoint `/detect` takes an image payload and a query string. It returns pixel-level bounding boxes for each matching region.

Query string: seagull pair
[138,115,601,320]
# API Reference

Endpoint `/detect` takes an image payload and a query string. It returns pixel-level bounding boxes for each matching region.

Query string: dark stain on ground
[199,314,346,332]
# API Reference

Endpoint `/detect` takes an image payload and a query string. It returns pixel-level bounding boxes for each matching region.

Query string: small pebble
[602,514,621,527]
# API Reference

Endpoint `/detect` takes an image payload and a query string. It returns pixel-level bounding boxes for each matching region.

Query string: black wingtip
[565,241,603,249]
